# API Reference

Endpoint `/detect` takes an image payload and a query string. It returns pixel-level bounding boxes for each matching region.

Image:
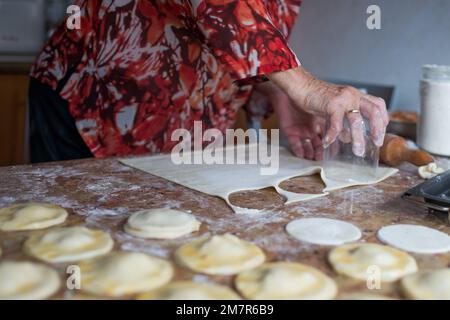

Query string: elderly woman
[29,0,388,163]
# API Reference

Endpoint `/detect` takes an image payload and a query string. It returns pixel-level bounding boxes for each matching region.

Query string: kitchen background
[0,0,449,166]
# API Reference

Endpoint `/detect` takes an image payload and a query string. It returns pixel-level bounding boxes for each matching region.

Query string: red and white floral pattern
[31,0,301,157]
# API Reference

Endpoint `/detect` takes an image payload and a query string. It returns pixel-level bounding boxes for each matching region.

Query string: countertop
[0,157,449,299]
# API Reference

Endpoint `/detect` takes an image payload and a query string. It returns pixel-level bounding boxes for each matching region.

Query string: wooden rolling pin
[380,134,434,166]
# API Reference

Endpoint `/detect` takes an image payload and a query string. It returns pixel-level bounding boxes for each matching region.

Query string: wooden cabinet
[0,74,29,166]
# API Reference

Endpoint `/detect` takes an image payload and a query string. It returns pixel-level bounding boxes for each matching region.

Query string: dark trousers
[28,78,93,163]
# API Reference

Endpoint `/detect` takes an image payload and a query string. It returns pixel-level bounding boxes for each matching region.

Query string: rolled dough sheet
[120,145,397,214]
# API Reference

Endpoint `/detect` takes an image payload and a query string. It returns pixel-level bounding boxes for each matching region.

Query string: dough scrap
[286,218,361,246]
[0,261,61,300]
[0,203,68,231]
[235,262,337,300]
[401,269,450,300]
[378,224,450,254]
[329,243,417,282]
[79,251,173,297]
[124,208,201,239]
[137,281,241,300]
[418,163,445,179]
[174,234,265,275]
[24,226,114,263]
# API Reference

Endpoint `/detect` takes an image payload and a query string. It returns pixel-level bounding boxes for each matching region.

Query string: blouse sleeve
[189,0,301,84]
[30,0,98,91]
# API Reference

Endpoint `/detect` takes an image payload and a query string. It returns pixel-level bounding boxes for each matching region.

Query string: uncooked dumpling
[0,261,61,299]
[137,281,241,300]
[401,269,450,300]
[174,234,265,275]
[338,293,395,300]
[329,243,417,282]
[286,218,361,246]
[377,224,450,254]
[79,251,173,297]
[235,262,337,300]
[0,203,68,231]
[24,226,114,263]
[124,208,201,239]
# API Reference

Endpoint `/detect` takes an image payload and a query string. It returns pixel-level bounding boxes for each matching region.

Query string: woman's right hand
[268,67,389,157]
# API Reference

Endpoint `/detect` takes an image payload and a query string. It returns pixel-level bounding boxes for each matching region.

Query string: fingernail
[353,144,365,157]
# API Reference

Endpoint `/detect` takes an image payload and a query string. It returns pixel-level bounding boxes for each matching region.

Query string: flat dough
[0,203,68,231]
[79,251,173,297]
[120,145,397,214]
[0,261,61,299]
[174,234,265,275]
[24,226,114,263]
[124,208,201,239]
[235,262,337,300]
[329,243,418,282]
[137,281,241,300]
[286,218,361,246]
[401,269,450,300]
[378,224,450,254]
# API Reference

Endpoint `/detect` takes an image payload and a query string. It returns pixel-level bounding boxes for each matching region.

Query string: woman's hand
[260,82,326,160]
[268,67,389,157]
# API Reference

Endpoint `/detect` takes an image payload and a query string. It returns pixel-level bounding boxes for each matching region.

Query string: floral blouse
[31,0,301,157]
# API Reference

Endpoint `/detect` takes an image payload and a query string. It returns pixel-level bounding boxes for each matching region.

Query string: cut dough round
[286,218,361,246]
[0,203,68,231]
[137,281,241,300]
[329,243,417,282]
[0,261,61,299]
[79,251,173,297]
[235,262,337,300]
[378,224,450,254]
[401,269,450,300]
[24,226,114,263]
[174,234,265,275]
[124,208,200,239]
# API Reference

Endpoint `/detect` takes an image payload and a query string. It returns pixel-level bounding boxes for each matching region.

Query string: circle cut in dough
[286,218,361,246]
[124,208,201,239]
[401,269,450,300]
[338,293,395,300]
[235,262,337,300]
[174,234,265,275]
[329,243,418,282]
[377,224,450,254]
[0,261,61,300]
[24,226,114,263]
[79,251,173,297]
[137,281,241,300]
[0,203,68,231]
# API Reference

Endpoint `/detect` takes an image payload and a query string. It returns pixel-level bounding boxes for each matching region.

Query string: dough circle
[174,234,265,275]
[338,293,395,300]
[377,224,450,254]
[137,281,241,300]
[329,243,418,282]
[401,269,450,300]
[0,203,68,231]
[286,218,361,246]
[79,251,173,297]
[235,262,337,300]
[0,261,61,299]
[24,226,114,263]
[124,208,200,239]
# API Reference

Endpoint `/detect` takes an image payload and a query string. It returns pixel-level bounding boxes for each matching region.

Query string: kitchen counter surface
[0,156,449,299]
